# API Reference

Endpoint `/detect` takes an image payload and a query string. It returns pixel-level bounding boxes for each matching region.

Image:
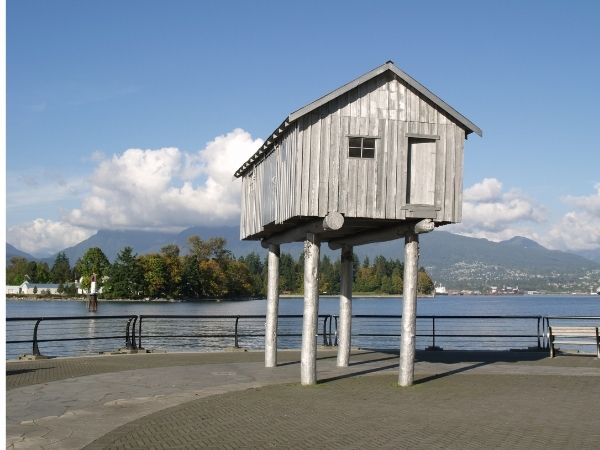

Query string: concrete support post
[399,232,419,387]
[337,245,353,367]
[301,233,320,385]
[265,244,280,368]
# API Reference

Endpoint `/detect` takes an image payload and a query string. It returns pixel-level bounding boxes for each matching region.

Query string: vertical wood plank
[339,116,350,214]
[386,119,398,218]
[318,106,331,217]
[374,118,387,218]
[435,124,447,221]
[444,123,456,221]
[419,97,427,123]
[301,117,311,216]
[398,80,407,121]
[396,120,408,219]
[366,118,377,218]
[328,98,341,214]
[455,126,465,222]
[378,78,389,119]
[349,87,359,118]
[347,158,358,217]
[388,77,398,121]
[309,112,321,216]
[359,81,369,118]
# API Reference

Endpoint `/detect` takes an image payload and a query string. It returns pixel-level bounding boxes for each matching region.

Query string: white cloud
[448,178,546,242]
[545,183,600,251]
[66,128,261,230]
[8,128,261,255]
[7,219,95,257]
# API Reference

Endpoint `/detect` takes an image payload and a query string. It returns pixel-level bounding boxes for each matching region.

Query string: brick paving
[6,350,600,449]
[84,372,600,450]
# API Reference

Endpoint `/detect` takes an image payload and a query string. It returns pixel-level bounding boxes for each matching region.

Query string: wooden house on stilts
[234,61,482,386]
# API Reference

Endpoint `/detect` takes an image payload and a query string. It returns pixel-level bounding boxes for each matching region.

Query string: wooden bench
[548,326,600,358]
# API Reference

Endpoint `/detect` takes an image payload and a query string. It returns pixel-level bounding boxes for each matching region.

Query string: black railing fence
[6,314,600,359]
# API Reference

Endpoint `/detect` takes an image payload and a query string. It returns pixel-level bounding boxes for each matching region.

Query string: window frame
[347,136,377,159]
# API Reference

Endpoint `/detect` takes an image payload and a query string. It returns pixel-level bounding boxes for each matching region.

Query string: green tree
[160,245,183,298]
[225,259,253,297]
[139,253,168,298]
[104,247,144,298]
[391,267,403,294]
[75,247,110,290]
[50,252,72,283]
[417,267,434,295]
[239,252,264,296]
[6,257,31,284]
[279,253,297,293]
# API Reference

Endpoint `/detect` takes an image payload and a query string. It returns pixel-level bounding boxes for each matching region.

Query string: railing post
[130,316,138,350]
[138,316,143,349]
[322,316,329,346]
[537,316,543,350]
[334,315,339,347]
[234,316,240,348]
[432,317,436,349]
[32,318,43,356]
[125,318,133,349]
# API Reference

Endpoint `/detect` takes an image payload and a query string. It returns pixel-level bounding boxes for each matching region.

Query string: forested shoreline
[6,236,434,299]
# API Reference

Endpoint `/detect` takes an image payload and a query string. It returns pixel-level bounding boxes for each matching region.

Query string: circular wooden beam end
[323,211,344,231]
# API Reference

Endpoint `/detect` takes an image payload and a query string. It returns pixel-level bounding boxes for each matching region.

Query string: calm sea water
[6,296,600,359]
[8,295,600,316]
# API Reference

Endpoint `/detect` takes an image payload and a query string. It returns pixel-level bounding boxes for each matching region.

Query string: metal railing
[6,315,138,359]
[6,314,600,359]
[136,314,333,352]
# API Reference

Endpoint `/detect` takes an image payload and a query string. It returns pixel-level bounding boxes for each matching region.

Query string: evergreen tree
[104,247,144,298]
[417,267,434,294]
[279,253,297,293]
[50,252,72,283]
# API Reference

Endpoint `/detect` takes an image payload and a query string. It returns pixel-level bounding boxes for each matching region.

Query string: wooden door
[407,138,436,205]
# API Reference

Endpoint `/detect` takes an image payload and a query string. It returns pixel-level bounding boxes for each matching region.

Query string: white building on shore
[5,281,61,295]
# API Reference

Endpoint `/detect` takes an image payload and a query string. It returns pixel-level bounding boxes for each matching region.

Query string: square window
[348,137,376,158]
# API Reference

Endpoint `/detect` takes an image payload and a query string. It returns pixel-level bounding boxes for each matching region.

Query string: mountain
[44,226,600,291]
[45,229,179,264]
[575,248,600,264]
[6,243,37,263]
[415,232,600,290]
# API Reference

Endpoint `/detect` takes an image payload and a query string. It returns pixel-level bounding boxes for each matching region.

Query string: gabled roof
[234,61,482,178]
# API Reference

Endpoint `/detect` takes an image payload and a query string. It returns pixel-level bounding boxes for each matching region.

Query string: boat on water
[434,284,448,296]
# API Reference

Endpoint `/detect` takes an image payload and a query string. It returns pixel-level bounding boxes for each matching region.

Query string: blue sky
[7,0,600,256]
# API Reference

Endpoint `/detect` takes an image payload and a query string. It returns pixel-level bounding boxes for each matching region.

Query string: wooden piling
[301,233,320,385]
[265,243,280,367]
[337,245,353,367]
[399,232,419,386]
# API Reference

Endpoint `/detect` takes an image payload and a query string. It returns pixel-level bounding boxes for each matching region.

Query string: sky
[6,0,600,257]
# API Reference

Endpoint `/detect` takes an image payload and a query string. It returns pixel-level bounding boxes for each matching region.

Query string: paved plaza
[6,350,600,449]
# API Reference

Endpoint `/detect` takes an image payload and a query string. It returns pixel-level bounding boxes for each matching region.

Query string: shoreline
[6,293,598,303]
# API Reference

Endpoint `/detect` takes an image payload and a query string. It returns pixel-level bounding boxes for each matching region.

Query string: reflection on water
[6,296,600,359]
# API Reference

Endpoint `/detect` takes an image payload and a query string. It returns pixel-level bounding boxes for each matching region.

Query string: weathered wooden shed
[234,61,481,386]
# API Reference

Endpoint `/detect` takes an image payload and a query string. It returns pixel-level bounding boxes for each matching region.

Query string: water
[6,296,600,359]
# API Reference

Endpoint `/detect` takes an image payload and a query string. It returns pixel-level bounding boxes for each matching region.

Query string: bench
[548,326,600,358]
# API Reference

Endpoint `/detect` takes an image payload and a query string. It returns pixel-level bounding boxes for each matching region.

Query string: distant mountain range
[7,226,600,291]
[6,243,37,262]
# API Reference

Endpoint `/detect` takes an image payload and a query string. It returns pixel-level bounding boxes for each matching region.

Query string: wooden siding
[240,73,467,239]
